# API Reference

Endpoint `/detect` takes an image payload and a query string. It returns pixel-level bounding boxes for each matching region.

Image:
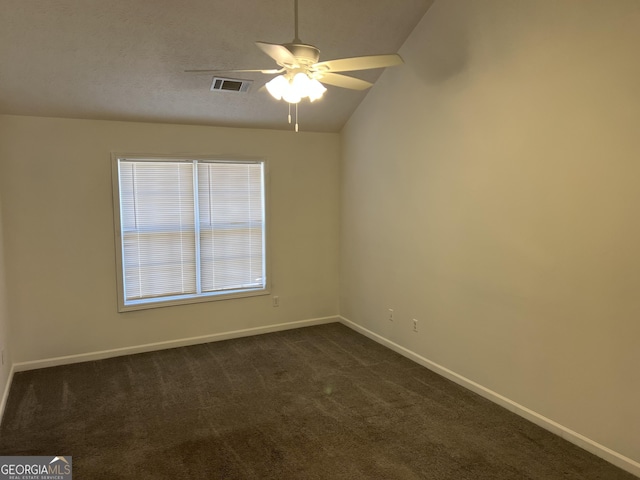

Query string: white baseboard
[0,363,15,426]
[12,316,338,373]
[339,316,640,479]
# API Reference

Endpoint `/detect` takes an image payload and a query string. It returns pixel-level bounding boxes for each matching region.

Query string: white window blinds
[198,162,265,292]
[115,157,267,309]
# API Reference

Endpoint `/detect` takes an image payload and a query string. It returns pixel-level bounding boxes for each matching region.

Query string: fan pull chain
[285,102,299,132]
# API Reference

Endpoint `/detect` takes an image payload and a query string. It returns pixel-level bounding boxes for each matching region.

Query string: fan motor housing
[284,43,320,66]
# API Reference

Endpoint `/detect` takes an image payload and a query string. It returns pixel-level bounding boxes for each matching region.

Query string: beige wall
[341,0,640,466]
[0,115,340,362]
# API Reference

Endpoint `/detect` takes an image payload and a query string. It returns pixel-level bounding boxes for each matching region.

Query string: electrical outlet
[412,319,418,332]
[272,296,279,307]
[388,308,394,322]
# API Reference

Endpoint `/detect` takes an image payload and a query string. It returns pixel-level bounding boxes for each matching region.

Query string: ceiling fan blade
[255,41,298,67]
[314,54,403,73]
[318,73,373,90]
[185,68,283,75]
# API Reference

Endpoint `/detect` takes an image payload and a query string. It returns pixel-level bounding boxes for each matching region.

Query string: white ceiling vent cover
[210,77,253,93]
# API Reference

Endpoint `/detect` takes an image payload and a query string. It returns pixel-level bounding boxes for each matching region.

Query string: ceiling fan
[185,0,403,131]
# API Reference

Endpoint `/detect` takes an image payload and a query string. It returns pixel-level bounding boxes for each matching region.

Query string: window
[112,155,268,311]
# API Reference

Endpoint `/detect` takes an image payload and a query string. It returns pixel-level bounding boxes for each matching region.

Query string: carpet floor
[0,323,635,479]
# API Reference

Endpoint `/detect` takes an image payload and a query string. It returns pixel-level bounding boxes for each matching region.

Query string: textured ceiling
[0,0,433,132]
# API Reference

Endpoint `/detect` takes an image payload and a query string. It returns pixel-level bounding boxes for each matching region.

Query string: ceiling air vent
[210,77,252,93]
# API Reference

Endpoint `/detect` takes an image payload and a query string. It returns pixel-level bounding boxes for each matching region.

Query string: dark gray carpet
[0,323,635,479]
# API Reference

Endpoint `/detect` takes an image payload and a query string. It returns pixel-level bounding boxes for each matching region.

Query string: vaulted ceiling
[0,0,434,132]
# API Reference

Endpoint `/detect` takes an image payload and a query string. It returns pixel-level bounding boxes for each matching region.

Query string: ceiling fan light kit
[186,0,404,131]
[265,71,327,104]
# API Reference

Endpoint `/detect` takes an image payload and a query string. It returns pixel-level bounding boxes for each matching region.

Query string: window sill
[118,287,270,312]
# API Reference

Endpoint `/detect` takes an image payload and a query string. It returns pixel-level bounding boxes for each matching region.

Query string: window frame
[111,153,270,312]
